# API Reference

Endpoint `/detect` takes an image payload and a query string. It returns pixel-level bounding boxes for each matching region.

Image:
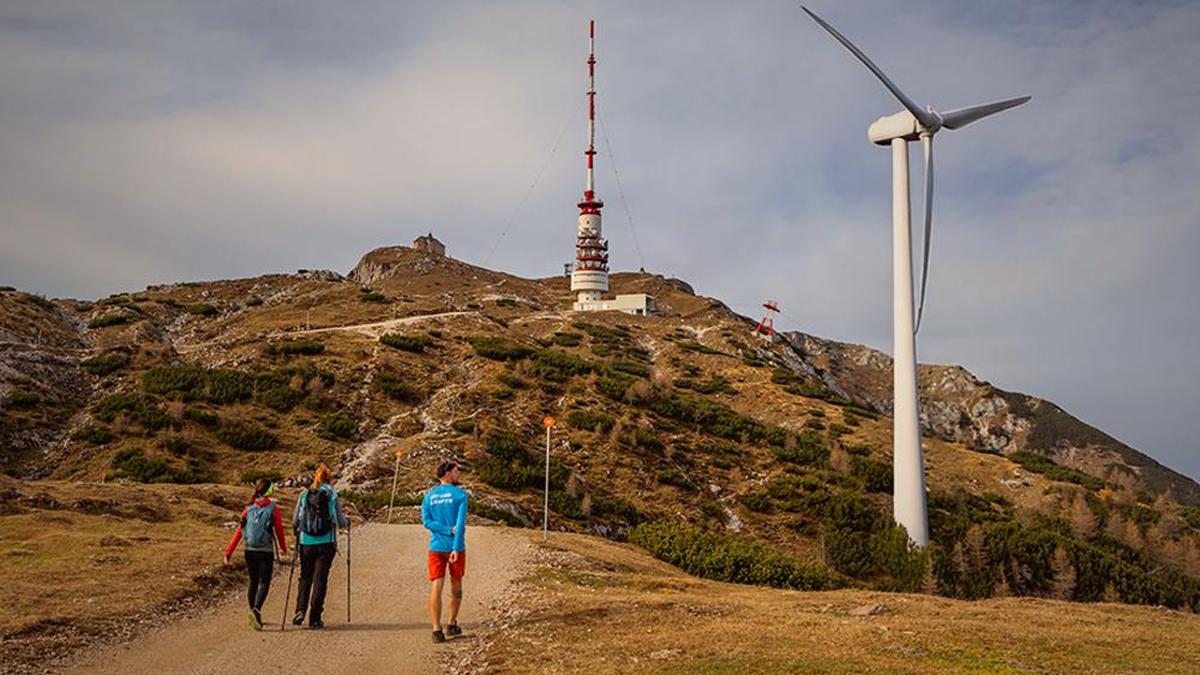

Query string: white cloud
[0,0,1197,479]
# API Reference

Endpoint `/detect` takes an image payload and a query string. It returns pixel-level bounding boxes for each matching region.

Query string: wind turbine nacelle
[868,110,922,145]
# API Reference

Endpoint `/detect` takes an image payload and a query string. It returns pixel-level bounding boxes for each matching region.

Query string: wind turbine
[802,7,1029,546]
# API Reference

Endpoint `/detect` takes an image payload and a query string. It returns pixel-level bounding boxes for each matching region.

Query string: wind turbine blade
[940,96,1031,130]
[801,7,935,129]
[914,134,934,335]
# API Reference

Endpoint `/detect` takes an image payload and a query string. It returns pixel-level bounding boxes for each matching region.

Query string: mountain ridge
[3,243,1200,613]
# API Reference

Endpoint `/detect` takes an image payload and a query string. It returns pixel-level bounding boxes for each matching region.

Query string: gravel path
[64,524,531,675]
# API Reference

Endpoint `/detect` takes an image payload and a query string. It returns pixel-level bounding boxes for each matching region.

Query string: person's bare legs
[448,577,463,627]
[429,576,445,631]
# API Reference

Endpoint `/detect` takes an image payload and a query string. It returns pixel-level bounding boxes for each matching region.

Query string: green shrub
[240,468,284,484]
[110,447,212,484]
[142,365,253,404]
[1182,507,1200,531]
[678,341,724,355]
[784,379,833,399]
[529,349,592,382]
[572,322,629,343]
[1010,451,1106,491]
[451,419,476,435]
[630,521,836,590]
[742,491,772,512]
[476,432,565,491]
[850,456,893,493]
[821,491,883,532]
[317,414,357,440]
[81,352,130,376]
[266,339,325,357]
[88,312,136,329]
[673,376,733,394]
[159,435,191,455]
[472,502,527,527]
[655,468,694,490]
[373,373,420,403]
[76,425,116,445]
[468,337,533,361]
[827,423,852,438]
[552,332,582,347]
[246,297,263,307]
[206,369,254,404]
[495,371,526,389]
[92,393,169,431]
[771,431,828,467]
[142,365,206,400]
[185,303,218,317]
[258,386,305,412]
[183,405,219,428]
[565,410,615,433]
[380,333,432,353]
[99,294,132,306]
[549,490,584,520]
[624,428,665,452]
[216,423,278,451]
[770,368,800,385]
[591,495,641,523]
[358,291,389,303]
[8,390,40,407]
[609,360,650,378]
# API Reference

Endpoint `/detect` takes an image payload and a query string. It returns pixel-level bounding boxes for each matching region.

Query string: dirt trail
[279,311,476,339]
[64,524,531,675]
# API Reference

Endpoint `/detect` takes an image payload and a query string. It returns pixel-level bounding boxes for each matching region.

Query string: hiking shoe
[309,619,325,630]
[446,623,462,637]
[249,610,262,631]
[292,611,305,626]
[432,629,447,644]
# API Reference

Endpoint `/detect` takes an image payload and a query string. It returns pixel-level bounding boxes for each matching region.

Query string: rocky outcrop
[781,330,1200,506]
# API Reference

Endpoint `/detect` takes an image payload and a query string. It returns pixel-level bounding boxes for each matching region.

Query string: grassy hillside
[472,530,1200,674]
[3,245,1200,634]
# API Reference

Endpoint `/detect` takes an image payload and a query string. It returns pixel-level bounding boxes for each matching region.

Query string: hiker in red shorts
[421,460,468,643]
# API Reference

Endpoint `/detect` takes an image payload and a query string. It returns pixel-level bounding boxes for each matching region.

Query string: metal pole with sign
[543,416,554,541]
[387,447,404,524]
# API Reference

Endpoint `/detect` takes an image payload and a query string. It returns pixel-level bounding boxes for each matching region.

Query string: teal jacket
[292,484,349,546]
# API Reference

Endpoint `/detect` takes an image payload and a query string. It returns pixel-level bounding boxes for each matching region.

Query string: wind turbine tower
[803,7,1029,547]
[571,19,610,310]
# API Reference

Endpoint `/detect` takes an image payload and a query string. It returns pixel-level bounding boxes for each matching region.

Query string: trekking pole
[387,448,403,524]
[281,546,297,631]
[346,523,352,623]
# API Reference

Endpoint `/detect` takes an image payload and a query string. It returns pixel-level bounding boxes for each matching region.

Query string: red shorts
[427,550,466,581]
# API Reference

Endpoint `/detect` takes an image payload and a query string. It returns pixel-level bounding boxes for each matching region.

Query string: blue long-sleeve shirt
[421,483,468,553]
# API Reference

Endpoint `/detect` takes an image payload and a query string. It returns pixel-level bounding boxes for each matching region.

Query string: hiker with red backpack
[291,464,350,630]
[223,478,289,631]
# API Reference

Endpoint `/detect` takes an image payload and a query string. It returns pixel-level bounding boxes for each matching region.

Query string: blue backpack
[243,502,276,550]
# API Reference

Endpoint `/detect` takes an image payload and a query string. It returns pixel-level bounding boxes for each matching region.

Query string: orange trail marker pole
[543,416,555,540]
[387,448,403,524]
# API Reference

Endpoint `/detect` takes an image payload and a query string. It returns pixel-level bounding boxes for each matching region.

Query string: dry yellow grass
[477,531,1200,674]
[0,478,265,670]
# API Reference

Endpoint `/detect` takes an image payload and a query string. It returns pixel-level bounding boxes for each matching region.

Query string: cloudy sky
[2,1,1197,480]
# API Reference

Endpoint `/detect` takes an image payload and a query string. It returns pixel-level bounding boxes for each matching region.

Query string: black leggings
[296,543,336,623]
[245,550,275,612]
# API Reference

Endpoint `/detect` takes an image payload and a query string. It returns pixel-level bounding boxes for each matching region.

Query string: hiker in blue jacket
[422,460,468,643]
[291,464,349,630]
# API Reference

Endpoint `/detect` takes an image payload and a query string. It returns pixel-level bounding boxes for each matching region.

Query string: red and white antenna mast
[754,300,781,341]
[570,19,609,311]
